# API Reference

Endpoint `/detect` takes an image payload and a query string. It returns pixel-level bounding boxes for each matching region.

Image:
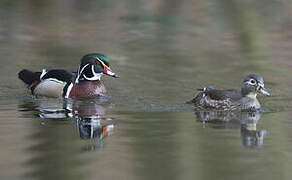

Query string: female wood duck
[18,53,119,98]
[187,74,270,111]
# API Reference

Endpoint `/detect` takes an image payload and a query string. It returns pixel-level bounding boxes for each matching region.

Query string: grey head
[241,74,270,97]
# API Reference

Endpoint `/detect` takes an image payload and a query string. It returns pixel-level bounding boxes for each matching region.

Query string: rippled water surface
[1,1,292,180]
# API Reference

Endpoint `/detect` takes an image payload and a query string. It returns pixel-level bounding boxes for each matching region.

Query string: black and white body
[18,69,74,98]
[18,53,119,98]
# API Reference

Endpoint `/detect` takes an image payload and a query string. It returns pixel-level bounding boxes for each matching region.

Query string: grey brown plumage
[187,74,270,111]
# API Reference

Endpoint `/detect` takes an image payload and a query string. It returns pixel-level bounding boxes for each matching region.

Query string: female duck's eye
[250,79,256,85]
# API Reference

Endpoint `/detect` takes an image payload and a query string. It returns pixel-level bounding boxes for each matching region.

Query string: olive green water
[1,1,292,180]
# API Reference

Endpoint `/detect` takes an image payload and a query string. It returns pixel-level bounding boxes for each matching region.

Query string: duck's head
[76,53,119,82]
[241,74,270,97]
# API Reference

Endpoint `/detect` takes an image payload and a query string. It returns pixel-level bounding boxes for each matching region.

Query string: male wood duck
[18,53,119,98]
[187,74,270,111]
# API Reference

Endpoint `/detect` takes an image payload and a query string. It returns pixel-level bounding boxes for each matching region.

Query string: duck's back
[189,88,261,111]
[204,89,242,101]
[189,88,242,110]
[18,69,74,98]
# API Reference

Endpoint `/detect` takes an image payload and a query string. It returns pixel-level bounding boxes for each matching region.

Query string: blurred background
[1,0,292,180]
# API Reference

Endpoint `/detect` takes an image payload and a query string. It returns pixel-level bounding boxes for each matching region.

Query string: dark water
[1,0,292,180]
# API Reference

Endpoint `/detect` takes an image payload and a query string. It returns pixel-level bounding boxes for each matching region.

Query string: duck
[187,74,270,111]
[18,53,119,98]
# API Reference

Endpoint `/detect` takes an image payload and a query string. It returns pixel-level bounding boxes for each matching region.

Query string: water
[1,0,292,180]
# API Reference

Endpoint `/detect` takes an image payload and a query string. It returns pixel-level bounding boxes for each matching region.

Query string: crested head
[243,74,264,85]
[241,74,270,97]
[75,53,119,83]
[81,53,110,67]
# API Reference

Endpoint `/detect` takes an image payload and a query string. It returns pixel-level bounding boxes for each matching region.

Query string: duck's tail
[18,69,40,85]
[18,69,42,93]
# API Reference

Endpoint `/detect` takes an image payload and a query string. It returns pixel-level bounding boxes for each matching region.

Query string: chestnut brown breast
[69,81,107,98]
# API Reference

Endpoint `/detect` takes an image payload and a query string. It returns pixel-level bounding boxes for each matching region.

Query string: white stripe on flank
[65,83,73,98]
[44,78,64,84]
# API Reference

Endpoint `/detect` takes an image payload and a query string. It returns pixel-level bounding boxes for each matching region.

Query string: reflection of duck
[21,98,115,149]
[18,53,119,98]
[195,111,267,147]
[240,123,267,147]
[187,74,270,111]
[196,111,260,124]
[76,115,115,150]
[77,116,114,139]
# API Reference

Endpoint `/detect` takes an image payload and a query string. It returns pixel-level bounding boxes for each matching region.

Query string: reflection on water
[196,111,267,148]
[240,123,267,147]
[77,117,114,150]
[1,0,292,179]
[21,98,116,150]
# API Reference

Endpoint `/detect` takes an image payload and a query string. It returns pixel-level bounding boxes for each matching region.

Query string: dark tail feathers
[18,69,40,85]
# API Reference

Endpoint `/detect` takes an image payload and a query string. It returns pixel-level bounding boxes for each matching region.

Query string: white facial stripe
[76,58,109,83]
[95,57,109,69]
[258,82,264,87]
[245,79,257,86]
[95,57,117,77]
[83,65,102,80]
[75,64,90,83]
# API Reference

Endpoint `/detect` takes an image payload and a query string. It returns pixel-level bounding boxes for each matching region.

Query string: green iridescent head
[81,53,110,67]
[76,53,119,82]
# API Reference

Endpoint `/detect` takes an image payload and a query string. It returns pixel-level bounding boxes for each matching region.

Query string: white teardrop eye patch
[249,79,257,85]
[245,79,257,86]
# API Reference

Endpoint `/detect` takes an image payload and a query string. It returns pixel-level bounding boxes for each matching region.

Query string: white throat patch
[75,64,103,83]
[246,92,257,99]
[83,65,102,81]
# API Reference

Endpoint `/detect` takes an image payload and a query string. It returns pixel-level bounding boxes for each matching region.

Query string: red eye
[95,61,101,65]
[104,66,109,73]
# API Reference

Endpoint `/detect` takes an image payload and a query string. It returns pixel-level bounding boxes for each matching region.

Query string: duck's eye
[250,79,256,85]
